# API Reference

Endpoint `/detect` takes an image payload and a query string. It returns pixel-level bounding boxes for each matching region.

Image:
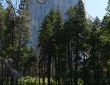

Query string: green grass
[18,76,56,85]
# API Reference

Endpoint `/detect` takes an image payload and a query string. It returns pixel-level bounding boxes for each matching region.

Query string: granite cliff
[29,0,92,47]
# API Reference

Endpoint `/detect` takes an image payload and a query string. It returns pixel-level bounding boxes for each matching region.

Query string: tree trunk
[68,42,72,85]
[93,46,96,85]
[42,48,46,85]
[10,76,14,85]
[57,60,60,85]
[1,62,3,85]
[74,31,79,85]
[83,52,86,85]
[58,47,61,85]
[96,55,99,85]
[48,55,51,85]
[55,56,58,85]
[39,70,41,84]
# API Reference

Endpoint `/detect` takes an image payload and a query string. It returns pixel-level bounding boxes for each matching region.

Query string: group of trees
[37,0,110,85]
[0,0,37,85]
[0,0,110,85]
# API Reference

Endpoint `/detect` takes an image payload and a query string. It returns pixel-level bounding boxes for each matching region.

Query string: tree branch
[36,0,48,4]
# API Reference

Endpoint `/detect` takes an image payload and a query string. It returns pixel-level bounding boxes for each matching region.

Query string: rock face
[29,0,85,47]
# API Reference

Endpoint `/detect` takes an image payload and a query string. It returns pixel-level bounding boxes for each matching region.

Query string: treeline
[37,0,110,85]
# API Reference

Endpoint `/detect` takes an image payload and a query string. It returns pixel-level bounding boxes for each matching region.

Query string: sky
[85,0,108,20]
[2,0,108,21]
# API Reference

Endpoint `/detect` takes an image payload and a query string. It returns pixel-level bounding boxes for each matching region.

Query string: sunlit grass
[18,76,56,85]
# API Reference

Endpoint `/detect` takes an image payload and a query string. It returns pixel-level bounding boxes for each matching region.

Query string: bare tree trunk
[93,46,96,85]
[10,76,14,85]
[83,52,86,85]
[42,46,46,85]
[55,56,58,85]
[96,55,99,85]
[48,55,51,85]
[58,48,61,85]
[1,62,4,85]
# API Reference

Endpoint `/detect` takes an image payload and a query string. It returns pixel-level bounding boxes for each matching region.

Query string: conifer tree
[88,16,102,85]
[38,10,54,85]
[53,10,63,85]
[15,0,31,71]
[98,1,110,83]
[0,5,6,85]
[73,0,90,85]
[2,7,15,59]
[64,6,77,85]
[38,9,64,85]
[0,6,6,52]
[101,16,110,28]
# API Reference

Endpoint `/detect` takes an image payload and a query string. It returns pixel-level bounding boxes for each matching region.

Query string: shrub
[50,79,56,85]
